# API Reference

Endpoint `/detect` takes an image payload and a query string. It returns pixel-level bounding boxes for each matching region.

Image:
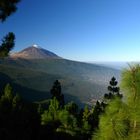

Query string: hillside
[0,46,121,106]
[0,59,120,106]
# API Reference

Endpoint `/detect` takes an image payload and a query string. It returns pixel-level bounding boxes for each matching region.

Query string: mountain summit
[11,45,60,59]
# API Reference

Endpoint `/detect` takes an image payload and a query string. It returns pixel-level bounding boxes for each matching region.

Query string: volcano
[11,44,60,59]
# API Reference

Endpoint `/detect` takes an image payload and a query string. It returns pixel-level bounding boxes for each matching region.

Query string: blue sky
[1,0,140,62]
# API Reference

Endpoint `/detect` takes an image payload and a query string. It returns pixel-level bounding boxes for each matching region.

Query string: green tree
[121,64,140,139]
[64,101,78,117]
[0,0,20,57]
[0,0,20,22]
[91,101,104,129]
[0,83,13,112]
[93,97,129,140]
[3,83,13,100]
[0,84,14,139]
[41,97,60,125]
[104,77,122,100]
[58,110,77,130]
[51,80,64,107]
[0,32,15,57]
[82,105,90,122]
[12,93,21,110]
[81,105,92,137]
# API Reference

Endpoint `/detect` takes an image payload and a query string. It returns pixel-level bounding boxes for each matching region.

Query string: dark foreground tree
[104,77,122,100]
[51,80,65,107]
[0,32,15,57]
[0,84,40,140]
[0,0,20,22]
[0,0,20,57]
[90,101,104,130]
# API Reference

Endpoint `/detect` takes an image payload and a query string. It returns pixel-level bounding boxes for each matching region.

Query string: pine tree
[93,65,140,140]
[91,101,103,129]
[41,97,60,125]
[4,84,13,99]
[0,32,15,57]
[93,98,129,140]
[82,105,90,122]
[82,105,92,136]
[104,77,121,100]
[0,83,13,111]
[121,64,140,139]
[12,93,21,110]
[58,110,77,129]
[0,0,20,57]
[64,101,78,117]
[50,80,64,107]
[0,0,20,22]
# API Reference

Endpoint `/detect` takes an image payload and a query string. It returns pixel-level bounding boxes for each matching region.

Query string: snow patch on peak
[32,44,39,48]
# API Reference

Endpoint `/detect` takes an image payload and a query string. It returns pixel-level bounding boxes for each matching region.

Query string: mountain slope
[0,58,120,106]
[11,45,60,59]
[0,46,121,106]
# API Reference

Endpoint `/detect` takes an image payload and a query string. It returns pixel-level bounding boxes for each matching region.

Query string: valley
[0,46,121,107]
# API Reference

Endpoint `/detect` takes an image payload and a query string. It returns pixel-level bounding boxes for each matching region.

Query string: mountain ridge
[10,45,61,59]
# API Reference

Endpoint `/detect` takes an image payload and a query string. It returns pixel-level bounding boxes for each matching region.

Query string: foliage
[0,84,40,140]
[82,105,90,122]
[2,83,13,101]
[0,83,13,112]
[0,32,15,57]
[93,97,129,140]
[64,101,78,117]
[91,100,104,129]
[0,0,19,57]
[0,0,20,22]
[0,58,121,104]
[51,80,64,107]
[93,64,140,140]
[41,97,60,125]
[104,76,122,100]
[58,110,77,129]
[121,64,140,139]
[2,65,140,139]
[41,97,80,138]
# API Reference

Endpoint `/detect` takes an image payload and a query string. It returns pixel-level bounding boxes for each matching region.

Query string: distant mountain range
[0,45,121,107]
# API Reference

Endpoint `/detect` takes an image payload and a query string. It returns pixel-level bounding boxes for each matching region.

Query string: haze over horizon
[1,0,140,62]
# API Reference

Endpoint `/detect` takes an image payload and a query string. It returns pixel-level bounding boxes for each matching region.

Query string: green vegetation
[0,58,120,106]
[0,65,140,139]
[0,32,15,57]
[1,2,140,139]
[93,97,128,140]
[0,0,19,57]
[121,64,140,139]
[92,64,140,140]
[0,83,40,140]
[0,0,20,22]
[104,76,122,100]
